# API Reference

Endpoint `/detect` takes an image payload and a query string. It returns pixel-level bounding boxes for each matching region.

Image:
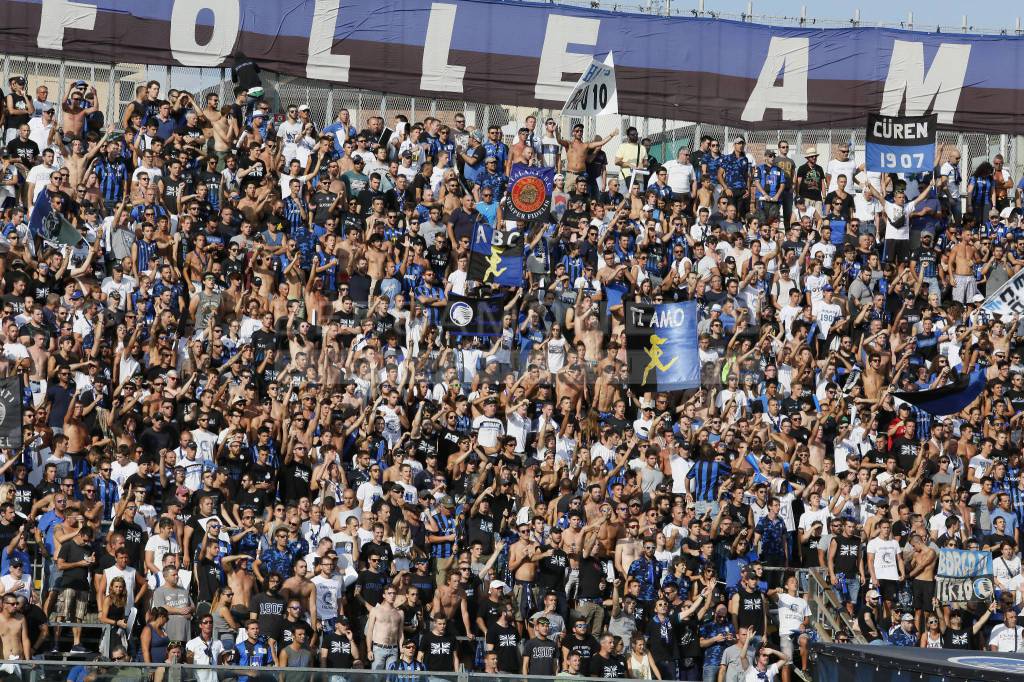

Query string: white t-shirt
[826,159,857,194]
[472,415,505,448]
[276,120,304,162]
[882,200,916,241]
[186,636,225,682]
[311,574,342,621]
[145,535,180,572]
[853,193,882,224]
[355,481,383,511]
[776,593,811,636]
[989,623,1024,652]
[745,663,782,682]
[447,269,467,296]
[940,162,962,199]
[661,160,696,195]
[812,300,843,337]
[866,537,901,581]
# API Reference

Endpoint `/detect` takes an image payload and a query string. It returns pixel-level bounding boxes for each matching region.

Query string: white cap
[972,294,985,304]
[489,580,509,593]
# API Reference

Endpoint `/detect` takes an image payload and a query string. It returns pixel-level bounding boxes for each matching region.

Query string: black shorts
[878,579,900,603]
[912,579,935,611]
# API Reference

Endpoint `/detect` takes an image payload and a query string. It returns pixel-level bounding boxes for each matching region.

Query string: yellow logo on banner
[642,333,677,384]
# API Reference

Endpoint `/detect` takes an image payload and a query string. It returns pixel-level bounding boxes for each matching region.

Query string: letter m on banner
[881,40,971,124]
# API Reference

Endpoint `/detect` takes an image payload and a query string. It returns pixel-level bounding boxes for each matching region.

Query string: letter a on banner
[561,53,618,117]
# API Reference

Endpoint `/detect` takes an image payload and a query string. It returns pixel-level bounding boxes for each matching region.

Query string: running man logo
[483,249,507,281]
[642,334,677,384]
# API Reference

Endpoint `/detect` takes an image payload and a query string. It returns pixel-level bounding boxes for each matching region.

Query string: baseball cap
[865,589,880,601]
[711,304,723,312]
[439,495,455,508]
[971,294,985,303]
[489,580,509,593]
[733,136,745,144]
[822,284,833,292]
[8,558,22,568]
[901,613,914,622]
[297,104,310,112]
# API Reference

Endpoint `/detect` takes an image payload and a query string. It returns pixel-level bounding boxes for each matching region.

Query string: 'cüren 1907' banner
[8,0,1024,132]
[865,113,937,174]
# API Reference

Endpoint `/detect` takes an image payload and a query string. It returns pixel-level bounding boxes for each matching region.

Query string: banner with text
[936,548,994,606]
[981,266,1024,317]
[0,377,22,451]
[625,300,700,392]
[561,53,618,117]
[7,0,1024,131]
[468,222,524,287]
[865,114,937,173]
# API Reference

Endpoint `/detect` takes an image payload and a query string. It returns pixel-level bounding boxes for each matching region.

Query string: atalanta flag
[442,293,505,337]
[891,367,987,416]
[625,301,699,391]
[468,222,524,286]
[505,164,555,221]
[0,377,22,450]
[865,113,937,174]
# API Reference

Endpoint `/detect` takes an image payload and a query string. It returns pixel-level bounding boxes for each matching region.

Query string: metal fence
[2,52,1017,187]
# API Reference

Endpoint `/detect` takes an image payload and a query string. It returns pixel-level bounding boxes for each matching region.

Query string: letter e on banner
[535,14,600,102]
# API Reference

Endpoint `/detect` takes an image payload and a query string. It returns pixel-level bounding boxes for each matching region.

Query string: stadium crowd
[0,65,1022,682]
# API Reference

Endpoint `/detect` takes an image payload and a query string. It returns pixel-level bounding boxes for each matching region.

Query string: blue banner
[7,1,1024,131]
[506,165,555,222]
[865,113,937,173]
[625,300,700,391]
[467,222,524,286]
[891,367,987,416]
[936,548,994,605]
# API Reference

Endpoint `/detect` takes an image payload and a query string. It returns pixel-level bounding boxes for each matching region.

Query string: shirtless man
[0,592,31,661]
[558,124,617,190]
[282,558,316,611]
[614,518,642,577]
[365,585,403,670]
[62,127,112,189]
[430,571,473,637]
[508,521,542,630]
[209,108,239,164]
[62,399,91,466]
[950,231,979,305]
[573,304,604,364]
[225,556,256,622]
[364,236,392,284]
[907,533,937,631]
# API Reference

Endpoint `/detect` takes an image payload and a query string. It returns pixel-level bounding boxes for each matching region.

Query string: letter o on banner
[170,0,241,67]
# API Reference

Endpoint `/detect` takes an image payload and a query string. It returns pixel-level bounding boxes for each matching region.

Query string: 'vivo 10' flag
[865,113,937,173]
[626,301,700,391]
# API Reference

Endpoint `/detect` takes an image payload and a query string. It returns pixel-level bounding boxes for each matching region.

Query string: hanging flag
[865,113,937,174]
[891,367,988,416]
[561,53,619,117]
[625,300,700,391]
[468,222,524,286]
[505,164,555,222]
[980,266,1024,317]
[0,377,22,450]
[442,293,505,337]
[936,549,994,607]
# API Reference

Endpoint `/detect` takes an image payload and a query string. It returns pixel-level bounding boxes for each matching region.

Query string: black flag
[0,377,22,450]
[442,294,505,337]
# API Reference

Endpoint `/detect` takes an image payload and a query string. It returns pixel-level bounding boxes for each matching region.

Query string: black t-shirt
[112,520,146,568]
[250,591,287,642]
[280,619,314,647]
[536,546,569,592]
[320,632,355,667]
[796,163,826,201]
[5,137,38,165]
[890,438,920,472]
[195,556,222,603]
[589,653,626,678]
[562,633,598,660]
[418,630,457,671]
[486,622,520,673]
[355,570,388,611]
[361,541,393,575]
[57,540,91,590]
[523,637,558,676]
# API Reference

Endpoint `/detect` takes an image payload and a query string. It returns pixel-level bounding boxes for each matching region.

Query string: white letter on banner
[37,0,97,50]
[741,37,809,122]
[421,3,465,92]
[170,0,240,67]
[307,0,350,82]
[881,40,971,125]
[535,14,600,102]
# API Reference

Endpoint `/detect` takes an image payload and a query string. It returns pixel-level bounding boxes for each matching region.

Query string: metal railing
[0,659,593,682]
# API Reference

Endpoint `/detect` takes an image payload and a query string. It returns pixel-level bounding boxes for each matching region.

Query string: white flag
[561,53,618,117]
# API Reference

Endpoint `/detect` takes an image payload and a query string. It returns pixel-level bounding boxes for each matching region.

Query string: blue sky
[671,0,1024,31]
